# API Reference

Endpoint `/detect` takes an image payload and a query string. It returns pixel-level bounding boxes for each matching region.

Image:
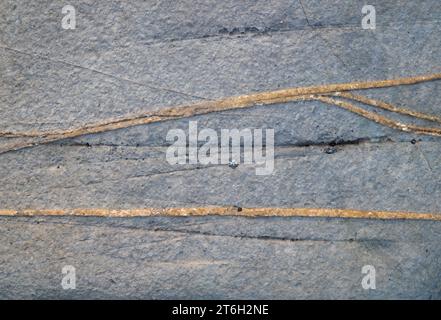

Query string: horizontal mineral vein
[1,207,441,221]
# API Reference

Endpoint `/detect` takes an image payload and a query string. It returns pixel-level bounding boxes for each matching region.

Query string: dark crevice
[54,136,416,152]
[138,19,441,46]
[276,136,392,148]
[0,217,395,244]
[127,227,396,244]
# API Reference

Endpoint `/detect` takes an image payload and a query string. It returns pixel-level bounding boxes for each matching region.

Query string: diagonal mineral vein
[2,73,441,220]
[1,72,441,155]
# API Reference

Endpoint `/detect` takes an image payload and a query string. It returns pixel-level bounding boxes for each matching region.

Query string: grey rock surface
[0,0,440,299]
[1,216,441,299]
[1,142,440,213]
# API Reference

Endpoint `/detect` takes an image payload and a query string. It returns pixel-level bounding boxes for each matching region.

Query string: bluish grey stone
[1,0,440,299]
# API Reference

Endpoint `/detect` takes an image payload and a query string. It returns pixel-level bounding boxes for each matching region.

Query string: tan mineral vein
[331,92,441,124]
[2,73,441,221]
[312,95,441,136]
[1,207,441,221]
[1,73,441,155]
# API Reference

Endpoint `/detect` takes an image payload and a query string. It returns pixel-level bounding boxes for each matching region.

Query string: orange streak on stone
[1,73,441,154]
[1,207,441,221]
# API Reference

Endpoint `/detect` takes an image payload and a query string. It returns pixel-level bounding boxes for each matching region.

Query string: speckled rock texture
[0,0,440,299]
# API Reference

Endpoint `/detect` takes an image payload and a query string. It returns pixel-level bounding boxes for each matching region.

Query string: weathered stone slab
[0,141,440,213]
[1,1,440,134]
[1,216,440,299]
[0,0,440,299]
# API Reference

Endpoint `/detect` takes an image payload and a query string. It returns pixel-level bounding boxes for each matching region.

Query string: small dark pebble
[411,139,417,144]
[324,147,337,154]
[228,160,239,169]
[218,27,229,34]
